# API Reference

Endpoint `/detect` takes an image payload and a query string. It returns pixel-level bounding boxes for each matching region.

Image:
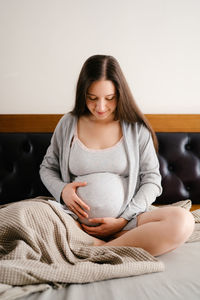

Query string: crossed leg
[74,206,195,256]
[102,206,195,256]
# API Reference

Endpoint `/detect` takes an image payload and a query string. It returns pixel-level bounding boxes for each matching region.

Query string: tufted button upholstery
[156,133,200,205]
[0,132,200,205]
[0,133,52,204]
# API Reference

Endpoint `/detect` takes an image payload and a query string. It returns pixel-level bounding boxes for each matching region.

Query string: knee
[168,207,195,245]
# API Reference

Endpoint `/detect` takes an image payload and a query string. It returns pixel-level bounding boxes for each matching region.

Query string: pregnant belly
[74,173,127,226]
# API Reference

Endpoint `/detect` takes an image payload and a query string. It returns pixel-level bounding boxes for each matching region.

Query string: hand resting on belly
[74,173,127,226]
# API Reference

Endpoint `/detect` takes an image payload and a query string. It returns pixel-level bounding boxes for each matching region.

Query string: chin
[95,112,114,120]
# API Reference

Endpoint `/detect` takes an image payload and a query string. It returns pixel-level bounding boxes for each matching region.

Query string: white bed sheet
[20,241,200,300]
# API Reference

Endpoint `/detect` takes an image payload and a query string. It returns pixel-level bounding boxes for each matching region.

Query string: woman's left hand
[81,217,128,238]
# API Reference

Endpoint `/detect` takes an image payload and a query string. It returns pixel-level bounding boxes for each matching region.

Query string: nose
[96,99,106,111]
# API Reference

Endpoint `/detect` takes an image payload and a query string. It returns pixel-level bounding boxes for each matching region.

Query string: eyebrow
[87,93,115,96]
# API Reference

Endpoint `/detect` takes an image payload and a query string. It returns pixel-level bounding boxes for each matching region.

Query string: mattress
[20,241,200,300]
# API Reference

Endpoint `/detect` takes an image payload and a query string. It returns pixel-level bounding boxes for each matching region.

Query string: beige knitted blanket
[0,198,200,300]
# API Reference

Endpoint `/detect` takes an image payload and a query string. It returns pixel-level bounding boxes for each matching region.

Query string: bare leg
[103,207,195,256]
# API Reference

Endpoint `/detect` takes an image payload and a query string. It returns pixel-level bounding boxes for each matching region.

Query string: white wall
[0,0,200,114]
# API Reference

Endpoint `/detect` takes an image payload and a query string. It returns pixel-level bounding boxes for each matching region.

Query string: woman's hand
[81,217,128,238]
[61,182,90,219]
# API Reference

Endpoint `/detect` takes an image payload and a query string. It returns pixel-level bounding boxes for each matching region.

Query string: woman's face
[86,80,117,122]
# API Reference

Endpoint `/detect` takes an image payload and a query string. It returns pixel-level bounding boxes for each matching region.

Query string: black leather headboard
[0,132,200,205]
[0,133,52,204]
[156,133,200,204]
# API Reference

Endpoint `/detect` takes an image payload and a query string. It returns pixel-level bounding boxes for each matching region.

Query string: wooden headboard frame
[0,114,200,133]
[0,114,200,210]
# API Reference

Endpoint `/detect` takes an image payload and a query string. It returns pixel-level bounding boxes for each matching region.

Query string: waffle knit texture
[0,198,200,300]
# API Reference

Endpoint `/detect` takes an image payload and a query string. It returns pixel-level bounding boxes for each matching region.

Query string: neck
[87,114,117,125]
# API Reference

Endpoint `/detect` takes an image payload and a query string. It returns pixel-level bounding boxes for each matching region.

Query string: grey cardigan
[39,113,162,221]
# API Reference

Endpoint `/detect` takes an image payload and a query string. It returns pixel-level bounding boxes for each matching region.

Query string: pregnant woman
[40,54,194,256]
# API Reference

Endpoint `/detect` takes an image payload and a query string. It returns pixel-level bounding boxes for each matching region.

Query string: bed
[0,114,200,300]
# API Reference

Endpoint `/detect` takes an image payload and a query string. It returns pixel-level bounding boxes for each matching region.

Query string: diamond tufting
[157,133,200,204]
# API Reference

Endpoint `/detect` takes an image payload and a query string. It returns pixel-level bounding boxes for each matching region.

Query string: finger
[82,223,102,233]
[75,196,90,211]
[74,210,88,219]
[88,218,104,223]
[72,181,87,187]
[72,204,88,218]
[81,225,104,238]
[82,229,101,237]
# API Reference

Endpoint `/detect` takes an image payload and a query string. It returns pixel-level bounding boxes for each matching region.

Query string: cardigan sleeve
[119,124,162,221]
[39,118,67,203]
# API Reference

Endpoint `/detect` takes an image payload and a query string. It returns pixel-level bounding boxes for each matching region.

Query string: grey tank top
[68,127,129,226]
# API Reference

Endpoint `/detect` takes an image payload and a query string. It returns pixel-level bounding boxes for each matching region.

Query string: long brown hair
[71,54,158,151]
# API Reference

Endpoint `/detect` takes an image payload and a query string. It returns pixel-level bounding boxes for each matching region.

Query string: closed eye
[88,97,97,101]
[106,96,115,101]
[87,95,116,101]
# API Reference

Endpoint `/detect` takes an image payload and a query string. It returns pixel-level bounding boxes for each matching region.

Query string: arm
[119,124,162,221]
[39,118,67,203]
[39,115,90,220]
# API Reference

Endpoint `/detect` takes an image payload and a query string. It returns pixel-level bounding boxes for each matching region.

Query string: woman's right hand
[61,181,90,219]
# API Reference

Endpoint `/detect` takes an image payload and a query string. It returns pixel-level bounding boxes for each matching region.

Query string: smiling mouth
[96,111,107,115]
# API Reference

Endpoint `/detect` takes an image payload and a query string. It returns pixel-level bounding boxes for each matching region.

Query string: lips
[96,111,107,115]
